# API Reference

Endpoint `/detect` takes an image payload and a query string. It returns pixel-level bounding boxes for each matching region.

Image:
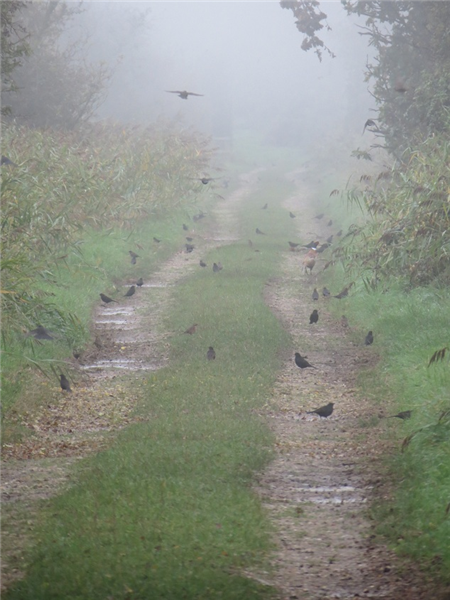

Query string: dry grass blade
[428,347,448,367]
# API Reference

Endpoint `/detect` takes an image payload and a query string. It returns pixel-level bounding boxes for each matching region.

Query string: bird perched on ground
[199,260,207,267]
[193,212,206,222]
[309,309,319,324]
[261,203,268,209]
[334,284,352,299]
[183,224,189,231]
[303,240,319,249]
[256,228,265,235]
[198,177,215,184]
[186,237,193,242]
[289,212,296,218]
[129,250,139,264]
[323,287,330,297]
[386,410,411,420]
[153,237,161,243]
[166,90,203,100]
[185,243,195,253]
[336,230,342,237]
[184,324,198,334]
[289,241,300,248]
[326,235,333,244]
[207,346,216,360]
[312,288,319,301]
[60,373,72,392]
[1,155,17,167]
[100,293,117,304]
[364,330,374,345]
[73,349,82,360]
[212,262,223,272]
[124,285,136,297]
[136,278,144,287]
[315,213,325,220]
[294,352,317,369]
[327,220,333,226]
[307,402,334,417]
[27,325,54,340]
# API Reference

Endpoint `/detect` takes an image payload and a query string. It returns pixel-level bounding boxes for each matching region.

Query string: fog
[73,1,373,149]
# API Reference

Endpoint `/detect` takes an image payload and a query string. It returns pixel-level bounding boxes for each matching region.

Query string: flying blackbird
[199,260,207,267]
[315,213,325,220]
[309,309,319,324]
[307,402,334,417]
[312,288,319,301]
[256,228,265,235]
[1,155,17,167]
[100,293,117,304]
[207,346,216,360]
[28,325,54,340]
[364,330,374,345]
[166,90,203,99]
[289,212,296,218]
[363,118,378,134]
[153,237,161,243]
[183,224,189,231]
[288,241,300,248]
[386,410,411,420]
[184,324,198,334]
[294,352,317,369]
[136,278,144,287]
[186,243,195,253]
[60,373,72,392]
[73,349,82,360]
[323,287,330,297]
[261,203,268,209]
[212,262,223,272]
[124,285,136,297]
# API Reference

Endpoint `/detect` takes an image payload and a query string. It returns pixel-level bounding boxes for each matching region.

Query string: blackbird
[100,293,117,304]
[207,346,216,360]
[193,212,206,222]
[124,285,136,297]
[315,213,324,220]
[322,287,330,297]
[185,243,195,253]
[288,241,300,248]
[28,325,54,340]
[184,324,198,334]
[327,220,333,226]
[153,237,161,243]
[364,330,374,345]
[336,230,342,237]
[199,260,207,267]
[183,224,189,231]
[60,373,72,392]
[303,240,319,249]
[129,250,139,259]
[186,237,193,242]
[289,212,296,218]
[136,278,144,287]
[334,287,350,299]
[386,410,411,420]
[294,352,317,369]
[307,402,334,417]
[212,262,223,272]
[309,309,319,324]
[326,235,333,244]
[312,288,319,301]
[166,90,203,99]
[261,203,268,209]
[199,177,214,184]
[256,228,265,235]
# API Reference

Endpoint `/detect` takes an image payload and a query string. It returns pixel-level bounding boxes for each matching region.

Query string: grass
[3,158,302,600]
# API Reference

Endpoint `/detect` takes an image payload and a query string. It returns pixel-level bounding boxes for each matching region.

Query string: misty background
[69,1,372,150]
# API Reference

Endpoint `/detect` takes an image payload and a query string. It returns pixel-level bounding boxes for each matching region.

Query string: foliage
[2,1,110,129]
[0,0,31,112]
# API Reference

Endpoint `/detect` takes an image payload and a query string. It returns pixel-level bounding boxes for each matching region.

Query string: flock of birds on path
[15,146,409,421]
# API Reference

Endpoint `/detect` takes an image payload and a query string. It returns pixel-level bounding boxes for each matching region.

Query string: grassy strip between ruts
[4,171,299,599]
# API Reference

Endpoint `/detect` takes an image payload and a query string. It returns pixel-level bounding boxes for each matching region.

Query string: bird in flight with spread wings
[165,90,203,100]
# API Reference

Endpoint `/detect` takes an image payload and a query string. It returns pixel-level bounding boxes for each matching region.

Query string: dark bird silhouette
[124,285,136,297]
[193,212,206,222]
[183,224,189,231]
[315,213,325,220]
[336,229,342,237]
[288,241,300,248]
[100,293,117,304]
[207,346,216,360]
[363,119,378,134]
[153,237,161,243]
[326,235,333,244]
[303,240,319,249]
[186,237,193,242]
[185,243,195,253]
[212,262,223,272]
[322,287,330,297]
[386,410,411,420]
[136,278,144,287]
[309,309,319,324]
[316,243,330,253]
[289,212,296,218]
[1,155,17,167]
[364,330,374,345]
[327,220,333,226]
[60,373,72,392]
[255,228,265,235]
[294,352,317,370]
[73,349,81,360]
[307,402,334,417]
[199,260,207,267]
[166,90,203,99]
[334,284,352,299]
[261,203,268,209]
[312,288,319,301]
[199,177,214,184]
[129,250,139,265]
[184,324,198,334]
[28,325,54,340]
